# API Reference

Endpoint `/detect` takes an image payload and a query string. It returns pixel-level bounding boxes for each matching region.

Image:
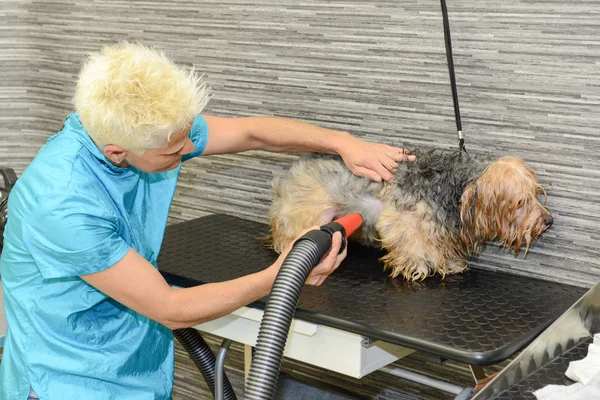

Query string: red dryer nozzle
[332,213,363,238]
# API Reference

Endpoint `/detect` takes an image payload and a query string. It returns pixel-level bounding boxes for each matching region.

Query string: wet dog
[267,148,553,281]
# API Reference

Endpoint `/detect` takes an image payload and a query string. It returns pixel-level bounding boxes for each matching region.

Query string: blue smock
[0,113,208,399]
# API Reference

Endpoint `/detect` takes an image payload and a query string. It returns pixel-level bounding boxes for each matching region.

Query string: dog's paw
[445,259,469,274]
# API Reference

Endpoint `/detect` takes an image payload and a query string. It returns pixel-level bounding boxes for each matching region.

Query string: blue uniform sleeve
[182,115,209,162]
[21,192,131,280]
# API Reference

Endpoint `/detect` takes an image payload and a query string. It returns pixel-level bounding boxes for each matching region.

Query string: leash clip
[457,131,467,153]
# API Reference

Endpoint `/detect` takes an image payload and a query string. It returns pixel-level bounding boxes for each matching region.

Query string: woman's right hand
[269,227,347,286]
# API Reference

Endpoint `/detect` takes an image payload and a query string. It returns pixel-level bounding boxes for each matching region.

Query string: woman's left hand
[338,136,416,182]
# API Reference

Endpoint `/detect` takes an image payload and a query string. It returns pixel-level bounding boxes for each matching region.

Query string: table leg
[469,365,486,383]
[244,344,253,384]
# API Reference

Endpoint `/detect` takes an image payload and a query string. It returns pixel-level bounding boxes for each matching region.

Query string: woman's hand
[338,136,416,182]
[269,228,347,286]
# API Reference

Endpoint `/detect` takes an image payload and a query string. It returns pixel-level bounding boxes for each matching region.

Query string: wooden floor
[0,334,509,399]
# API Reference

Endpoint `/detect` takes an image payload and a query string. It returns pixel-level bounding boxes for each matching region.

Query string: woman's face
[104,123,196,173]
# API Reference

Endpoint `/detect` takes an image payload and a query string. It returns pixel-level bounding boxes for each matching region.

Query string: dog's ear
[459,181,477,228]
[459,181,482,253]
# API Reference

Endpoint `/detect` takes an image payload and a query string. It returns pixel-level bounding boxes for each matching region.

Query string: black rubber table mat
[158,214,586,366]
[490,337,591,399]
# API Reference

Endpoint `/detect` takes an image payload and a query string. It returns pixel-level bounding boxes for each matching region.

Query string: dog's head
[460,156,552,256]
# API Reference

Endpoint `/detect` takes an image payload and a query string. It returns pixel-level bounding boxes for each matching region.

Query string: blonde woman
[0,42,414,399]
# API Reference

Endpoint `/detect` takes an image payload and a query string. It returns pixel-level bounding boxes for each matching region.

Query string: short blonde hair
[74,41,210,154]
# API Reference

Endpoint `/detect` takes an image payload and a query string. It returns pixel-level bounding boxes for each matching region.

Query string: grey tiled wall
[1,0,599,287]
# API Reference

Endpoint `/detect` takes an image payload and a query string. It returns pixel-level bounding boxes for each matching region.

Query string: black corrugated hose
[174,218,355,400]
[173,328,237,400]
[245,231,335,400]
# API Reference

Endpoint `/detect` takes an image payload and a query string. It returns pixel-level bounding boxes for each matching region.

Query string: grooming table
[158,214,586,379]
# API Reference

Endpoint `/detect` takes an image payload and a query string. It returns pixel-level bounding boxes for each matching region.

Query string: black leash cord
[440,0,466,152]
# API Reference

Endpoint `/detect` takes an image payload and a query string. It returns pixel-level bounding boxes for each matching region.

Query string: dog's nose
[544,214,554,227]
